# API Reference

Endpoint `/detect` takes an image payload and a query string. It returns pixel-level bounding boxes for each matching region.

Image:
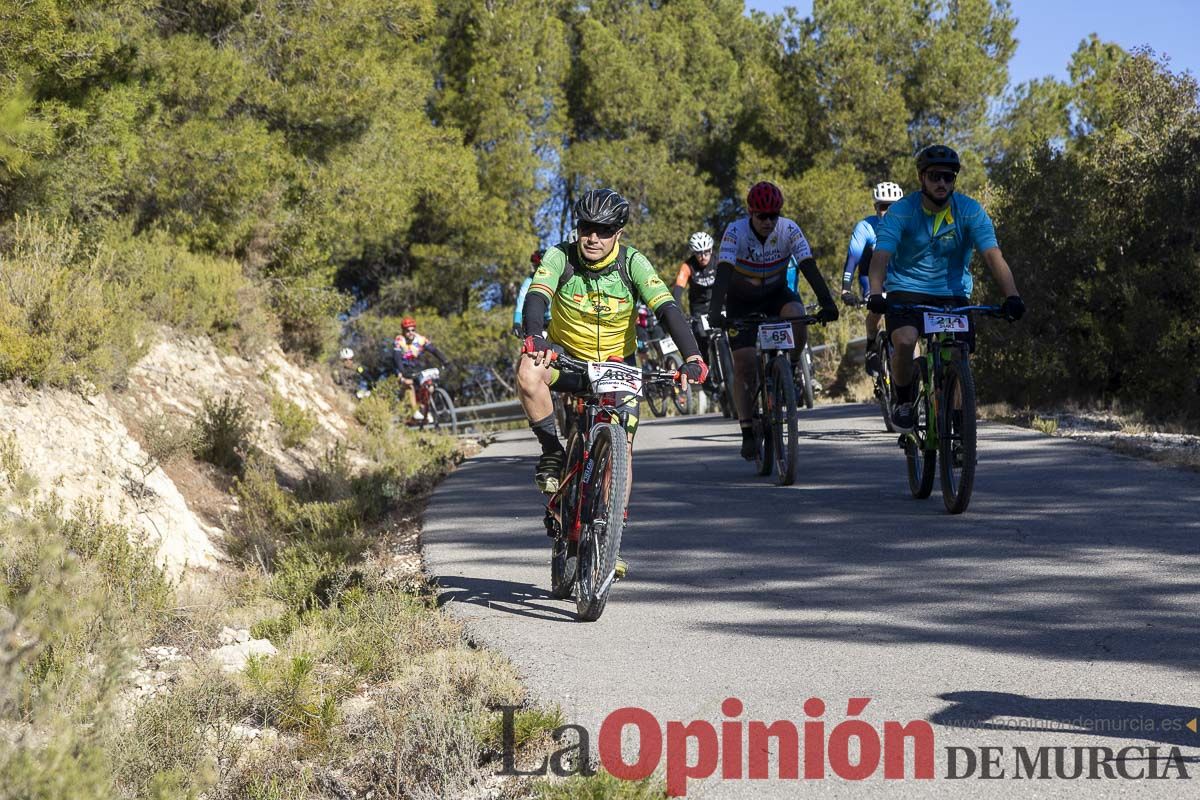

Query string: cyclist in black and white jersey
[707,182,839,459]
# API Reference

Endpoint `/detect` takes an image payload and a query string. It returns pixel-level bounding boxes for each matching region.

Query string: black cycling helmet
[915,145,961,174]
[573,188,630,228]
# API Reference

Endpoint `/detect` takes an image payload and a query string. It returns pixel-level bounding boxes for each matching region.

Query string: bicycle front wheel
[939,359,978,514]
[771,358,798,486]
[905,358,936,499]
[430,387,458,435]
[575,423,629,621]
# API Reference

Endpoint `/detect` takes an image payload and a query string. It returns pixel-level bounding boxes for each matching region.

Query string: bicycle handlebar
[729,313,822,328]
[888,303,1005,317]
[549,350,678,384]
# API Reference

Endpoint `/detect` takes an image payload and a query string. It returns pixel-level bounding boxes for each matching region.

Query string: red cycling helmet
[401,316,417,330]
[746,181,784,214]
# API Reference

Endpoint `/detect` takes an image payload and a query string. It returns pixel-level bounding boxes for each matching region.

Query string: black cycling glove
[816,304,839,323]
[707,311,727,330]
[1001,295,1025,321]
[866,294,888,314]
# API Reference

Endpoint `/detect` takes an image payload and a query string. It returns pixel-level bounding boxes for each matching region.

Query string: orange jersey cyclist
[707,181,839,459]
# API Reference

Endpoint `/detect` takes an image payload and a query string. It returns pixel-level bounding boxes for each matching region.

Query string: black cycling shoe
[892,403,916,433]
[535,449,565,493]
[865,350,881,377]
[740,430,757,460]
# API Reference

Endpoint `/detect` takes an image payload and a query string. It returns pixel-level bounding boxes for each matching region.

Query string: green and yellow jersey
[528,243,673,360]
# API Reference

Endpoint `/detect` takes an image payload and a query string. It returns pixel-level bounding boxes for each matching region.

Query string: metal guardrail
[456,338,870,431]
[455,397,525,432]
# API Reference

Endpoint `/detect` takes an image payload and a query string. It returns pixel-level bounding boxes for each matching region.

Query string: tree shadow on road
[932,691,1200,753]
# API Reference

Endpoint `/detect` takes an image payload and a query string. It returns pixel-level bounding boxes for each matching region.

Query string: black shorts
[884,291,975,352]
[726,286,806,350]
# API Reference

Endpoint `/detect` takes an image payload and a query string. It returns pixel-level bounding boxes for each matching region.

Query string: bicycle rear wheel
[753,374,773,477]
[644,357,669,417]
[771,358,798,485]
[905,359,936,499]
[575,423,629,621]
[665,354,694,415]
[939,359,978,514]
[550,431,584,599]
[715,337,736,419]
[798,345,815,410]
[876,334,897,433]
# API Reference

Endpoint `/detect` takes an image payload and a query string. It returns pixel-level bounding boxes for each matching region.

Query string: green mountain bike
[892,304,1004,514]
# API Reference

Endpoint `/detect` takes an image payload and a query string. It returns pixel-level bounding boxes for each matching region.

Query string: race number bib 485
[587,361,644,396]
[757,322,795,350]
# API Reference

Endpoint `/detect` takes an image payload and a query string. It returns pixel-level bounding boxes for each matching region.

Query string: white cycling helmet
[872,182,904,203]
[339,347,354,360]
[688,231,714,253]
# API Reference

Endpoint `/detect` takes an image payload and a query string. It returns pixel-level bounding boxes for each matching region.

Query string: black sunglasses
[752,212,780,223]
[578,221,621,237]
[926,170,957,185]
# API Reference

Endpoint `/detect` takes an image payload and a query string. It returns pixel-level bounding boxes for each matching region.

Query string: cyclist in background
[672,232,717,376]
[708,181,838,459]
[842,181,904,375]
[394,316,452,422]
[865,145,1024,432]
[513,249,549,337]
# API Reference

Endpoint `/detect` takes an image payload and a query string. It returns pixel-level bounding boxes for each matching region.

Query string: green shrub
[193,392,254,472]
[535,770,668,799]
[242,654,344,747]
[269,392,317,450]
[140,411,197,468]
[0,215,142,388]
[269,279,349,361]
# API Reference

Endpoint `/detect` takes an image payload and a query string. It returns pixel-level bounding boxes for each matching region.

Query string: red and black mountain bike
[538,351,676,621]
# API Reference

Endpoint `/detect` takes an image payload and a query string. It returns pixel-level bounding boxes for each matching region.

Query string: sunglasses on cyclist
[578,221,622,238]
[925,170,957,185]
[752,212,780,223]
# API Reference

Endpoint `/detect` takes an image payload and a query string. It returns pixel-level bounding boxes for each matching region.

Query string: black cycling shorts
[726,286,806,350]
[884,291,975,352]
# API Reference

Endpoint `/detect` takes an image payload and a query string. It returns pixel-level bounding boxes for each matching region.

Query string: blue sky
[744,0,1198,88]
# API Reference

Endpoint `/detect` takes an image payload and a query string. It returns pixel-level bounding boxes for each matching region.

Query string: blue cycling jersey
[874,192,998,297]
[843,216,879,294]
[512,275,552,328]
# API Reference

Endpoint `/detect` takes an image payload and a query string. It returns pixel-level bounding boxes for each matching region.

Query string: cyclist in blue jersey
[865,145,1024,432]
[513,249,551,337]
[842,182,904,376]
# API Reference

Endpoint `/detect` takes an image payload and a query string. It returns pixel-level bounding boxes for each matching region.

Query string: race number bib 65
[922,312,969,334]
[587,361,644,396]
[757,322,795,350]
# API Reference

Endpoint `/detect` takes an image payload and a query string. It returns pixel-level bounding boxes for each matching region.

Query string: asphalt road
[423,404,1200,798]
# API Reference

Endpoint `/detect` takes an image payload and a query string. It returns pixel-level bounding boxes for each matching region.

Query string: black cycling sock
[530,413,562,454]
[894,379,916,404]
[739,422,754,437]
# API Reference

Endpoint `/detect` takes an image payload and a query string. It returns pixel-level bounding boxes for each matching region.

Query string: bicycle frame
[898,305,999,449]
[546,394,630,543]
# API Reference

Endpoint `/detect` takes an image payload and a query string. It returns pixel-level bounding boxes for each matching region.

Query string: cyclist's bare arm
[980,247,1019,297]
